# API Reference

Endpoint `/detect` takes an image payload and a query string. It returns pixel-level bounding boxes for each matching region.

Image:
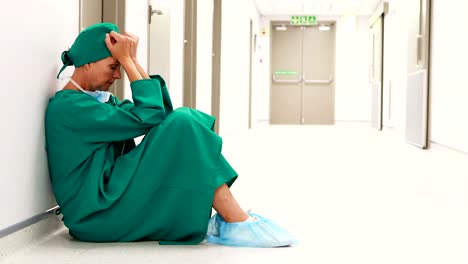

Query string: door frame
[370,16,384,130]
[79,0,103,32]
[102,0,126,99]
[248,19,253,129]
[183,0,197,108]
[426,0,433,148]
[369,2,389,131]
[211,0,222,133]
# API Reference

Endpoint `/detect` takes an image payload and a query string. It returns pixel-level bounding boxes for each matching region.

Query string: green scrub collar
[57,23,120,79]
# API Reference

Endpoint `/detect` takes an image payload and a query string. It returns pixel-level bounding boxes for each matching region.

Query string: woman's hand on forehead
[105,31,133,63]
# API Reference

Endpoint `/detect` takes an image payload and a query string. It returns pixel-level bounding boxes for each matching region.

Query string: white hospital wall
[0,0,151,232]
[249,14,266,125]
[430,0,468,153]
[252,16,272,124]
[0,1,78,230]
[335,16,372,122]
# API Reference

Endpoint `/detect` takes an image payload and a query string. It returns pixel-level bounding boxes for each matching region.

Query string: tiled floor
[3,124,468,264]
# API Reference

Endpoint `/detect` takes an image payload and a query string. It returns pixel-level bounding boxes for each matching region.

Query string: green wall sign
[290,15,317,25]
[274,71,298,75]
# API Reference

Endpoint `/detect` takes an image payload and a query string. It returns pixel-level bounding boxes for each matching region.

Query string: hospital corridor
[1,0,468,263]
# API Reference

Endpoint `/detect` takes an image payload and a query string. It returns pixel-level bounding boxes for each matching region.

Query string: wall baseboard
[430,141,468,156]
[334,120,370,123]
[0,207,65,262]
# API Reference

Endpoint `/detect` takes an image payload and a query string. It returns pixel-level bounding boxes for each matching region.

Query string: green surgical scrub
[45,75,237,244]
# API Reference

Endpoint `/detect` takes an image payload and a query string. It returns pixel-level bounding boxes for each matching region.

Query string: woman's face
[87,57,121,91]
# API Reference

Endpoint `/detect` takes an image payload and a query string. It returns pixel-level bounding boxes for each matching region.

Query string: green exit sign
[290,15,317,25]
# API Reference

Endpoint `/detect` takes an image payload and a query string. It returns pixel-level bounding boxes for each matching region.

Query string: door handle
[416,34,424,68]
[302,74,333,84]
[148,5,163,24]
[272,75,302,84]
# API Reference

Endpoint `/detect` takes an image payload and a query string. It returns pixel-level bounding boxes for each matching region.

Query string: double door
[270,24,335,125]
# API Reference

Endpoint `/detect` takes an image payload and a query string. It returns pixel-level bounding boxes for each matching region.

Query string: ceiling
[253,0,383,16]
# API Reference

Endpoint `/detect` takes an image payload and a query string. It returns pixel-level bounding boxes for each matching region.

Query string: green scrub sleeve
[116,75,173,115]
[64,77,167,143]
[150,75,173,114]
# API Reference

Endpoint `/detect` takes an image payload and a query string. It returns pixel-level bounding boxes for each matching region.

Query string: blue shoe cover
[206,212,297,248]
[206,213,221,237]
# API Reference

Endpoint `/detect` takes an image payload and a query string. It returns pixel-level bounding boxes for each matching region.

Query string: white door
[149,1,170,86]
[405,0,431,148]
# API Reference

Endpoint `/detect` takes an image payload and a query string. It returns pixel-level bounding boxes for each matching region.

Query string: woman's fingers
[123,32,139,48]
[105,33,114,50]
[122,32,139,61]
[105,32,132,63]
[109,31,125,41]
[124,32,139,42]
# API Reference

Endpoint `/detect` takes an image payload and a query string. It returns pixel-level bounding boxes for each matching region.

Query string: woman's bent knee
[165,107,195,127]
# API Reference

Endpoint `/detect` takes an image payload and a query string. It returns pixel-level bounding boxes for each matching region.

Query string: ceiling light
[275,25,287,31]
[319,25,331,31]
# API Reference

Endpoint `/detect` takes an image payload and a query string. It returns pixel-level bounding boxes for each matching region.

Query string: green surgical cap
[57,23,120,79]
